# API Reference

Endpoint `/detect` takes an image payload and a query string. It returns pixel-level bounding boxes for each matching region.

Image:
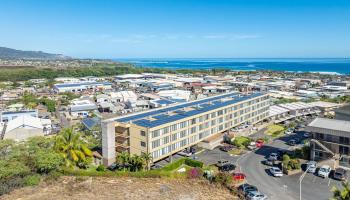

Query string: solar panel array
[117,92,263,128]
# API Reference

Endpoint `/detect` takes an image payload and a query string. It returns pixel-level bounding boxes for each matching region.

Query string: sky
[0,0,350,58]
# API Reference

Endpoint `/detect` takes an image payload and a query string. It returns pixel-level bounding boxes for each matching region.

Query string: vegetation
[0,137,63,195]
[331,182,350,200]
[232,136,252,149]
[321,95,350,104]
[54,128,93,168]
[273,97,298,105]
[282,154,301,171]
[265,124,285,137]
[15,93,57,112]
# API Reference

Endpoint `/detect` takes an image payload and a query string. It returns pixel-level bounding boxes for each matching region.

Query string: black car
[219,145,234,152]
[287,139,296,146]
[218,163,236,172]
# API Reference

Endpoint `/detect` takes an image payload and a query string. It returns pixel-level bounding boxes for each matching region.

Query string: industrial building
[102,92,270,166]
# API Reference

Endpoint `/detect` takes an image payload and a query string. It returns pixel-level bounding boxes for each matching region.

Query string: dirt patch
[2,176,236,200]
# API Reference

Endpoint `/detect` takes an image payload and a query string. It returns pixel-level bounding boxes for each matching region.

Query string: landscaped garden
[264,124,286,137]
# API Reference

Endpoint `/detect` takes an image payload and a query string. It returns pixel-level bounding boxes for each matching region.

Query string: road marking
[328,179,331,187]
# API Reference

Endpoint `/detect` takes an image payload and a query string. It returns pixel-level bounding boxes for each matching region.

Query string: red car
[232,172,246,181]
[255,139,264,148]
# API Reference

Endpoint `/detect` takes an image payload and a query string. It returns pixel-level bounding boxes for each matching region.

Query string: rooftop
[108,92,265,128]
[308,118,350,133]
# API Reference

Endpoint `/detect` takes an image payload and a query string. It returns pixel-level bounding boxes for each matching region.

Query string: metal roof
[114,92,264,128]
[55,82,112,88]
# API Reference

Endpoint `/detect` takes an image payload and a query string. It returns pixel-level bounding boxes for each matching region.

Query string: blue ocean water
[116,58,350,75]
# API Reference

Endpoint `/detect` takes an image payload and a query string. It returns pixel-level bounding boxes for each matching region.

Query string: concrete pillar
[102,121,116,166]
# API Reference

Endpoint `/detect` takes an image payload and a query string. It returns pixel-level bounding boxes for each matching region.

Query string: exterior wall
[4,128,44,141]
[102,93,270,164]
[102,121,116,166]
[129,125,148,155]
[1,110,38,122]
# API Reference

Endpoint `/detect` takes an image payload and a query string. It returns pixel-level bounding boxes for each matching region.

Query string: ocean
[115,58,350,75]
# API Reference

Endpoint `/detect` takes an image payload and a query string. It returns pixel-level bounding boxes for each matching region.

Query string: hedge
[184,158,203,168]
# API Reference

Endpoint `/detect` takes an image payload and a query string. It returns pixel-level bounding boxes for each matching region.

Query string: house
[110,91,137,103]
[81,117,101,131]
[69,99,98,119]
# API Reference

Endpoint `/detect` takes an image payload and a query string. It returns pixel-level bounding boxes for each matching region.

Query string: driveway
[196,147,240,166]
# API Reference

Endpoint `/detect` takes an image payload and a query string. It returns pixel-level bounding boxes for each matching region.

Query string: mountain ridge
[0,47,70,59]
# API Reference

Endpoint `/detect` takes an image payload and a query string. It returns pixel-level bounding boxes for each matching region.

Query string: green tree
[141,152,153,171]
[116,152,130,171]
[32,150,63,173]
[331,182,350,200]
[54,128,92,168]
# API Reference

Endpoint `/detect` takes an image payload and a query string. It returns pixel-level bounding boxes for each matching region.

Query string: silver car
[306,161,317,173]
[269,167,283,177]
[246,191,268,200]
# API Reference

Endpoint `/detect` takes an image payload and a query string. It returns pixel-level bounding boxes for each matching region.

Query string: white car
[246,191,268,200]
[269,167,283,177]
[318,165,331,178]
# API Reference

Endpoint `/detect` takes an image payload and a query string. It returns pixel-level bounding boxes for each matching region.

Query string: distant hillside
[0,47,70,59]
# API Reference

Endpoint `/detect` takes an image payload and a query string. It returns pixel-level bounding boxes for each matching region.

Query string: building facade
[102,92,270,166]
[307,118,350,169]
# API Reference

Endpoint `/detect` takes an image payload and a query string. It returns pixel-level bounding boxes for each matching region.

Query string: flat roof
[54,82,112,88]
[308,118,350,133]
[109,92,265,128]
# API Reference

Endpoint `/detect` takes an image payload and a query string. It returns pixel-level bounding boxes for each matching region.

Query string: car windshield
[320,168,328,172]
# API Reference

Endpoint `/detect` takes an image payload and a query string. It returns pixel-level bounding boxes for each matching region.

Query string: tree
[54,128,92,168]
[141,152,152,171]
[129,155,144,172]
[116,152,130,171]
[32,150,63,173]
[332,182,350,200]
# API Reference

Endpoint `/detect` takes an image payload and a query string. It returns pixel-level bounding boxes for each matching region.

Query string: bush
[23,174,40,186]
[161,158,186,171]
[184,158,203,168]
[96,165,106,172]
[187,167,203,179]
[213,172,232,187]
[0,176,25,196]
[232,136,251,149]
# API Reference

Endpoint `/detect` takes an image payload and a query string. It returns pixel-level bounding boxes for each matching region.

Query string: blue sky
[1,0,350,58]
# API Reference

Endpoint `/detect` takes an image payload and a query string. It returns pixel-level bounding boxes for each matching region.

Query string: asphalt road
[237,132,344,200]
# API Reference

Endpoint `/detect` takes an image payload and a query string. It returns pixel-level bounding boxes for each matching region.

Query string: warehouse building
[101,92,270,166]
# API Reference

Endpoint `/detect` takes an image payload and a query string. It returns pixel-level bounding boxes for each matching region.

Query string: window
[140,141,146,147]
[152,130,160,138]
[140,131,146,136]
[152,139,160,149]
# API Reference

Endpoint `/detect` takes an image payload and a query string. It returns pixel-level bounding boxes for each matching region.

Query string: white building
[69,99,98,118]
[53,82,112,93]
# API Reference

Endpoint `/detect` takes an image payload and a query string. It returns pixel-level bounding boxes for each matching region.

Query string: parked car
[318,165,332,178]
[177,149,192,157]
[238,184,258,196]
[264,158,275,166]
[269,167,283,177]
[287,139,296,146]
[303,132,310,138]
[333,168,348,181]
[285,129,293,135]
[268,152,279,161]
[215,160,230,167]
[219,145,234,152]
[232,172,246,181]
[246,191,268,200]
[255,139,264,148]
[306,161,317,173]
[219,163,236,172]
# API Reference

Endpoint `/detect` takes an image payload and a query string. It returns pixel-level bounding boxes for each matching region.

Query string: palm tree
[331,182,350,200]
[141,152,153,171]
[116,152,130,171]
[54,128,92,168]
[129,155,144,172]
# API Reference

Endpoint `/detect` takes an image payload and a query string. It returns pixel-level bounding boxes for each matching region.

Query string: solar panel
[117,92,263,127]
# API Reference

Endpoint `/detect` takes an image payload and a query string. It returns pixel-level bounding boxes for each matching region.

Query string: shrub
[0,176,25,196]
[23,174,40,186]
[232,136,251,149]
[184,158,203,168]
[161,158,186,171]
[187,167,203,179]
[213,172,232,187]
[96,165,106,172]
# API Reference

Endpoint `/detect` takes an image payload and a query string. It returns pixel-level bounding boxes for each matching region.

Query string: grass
[228,149,243,156]
[265,124,285,137]
[232,136,251,149]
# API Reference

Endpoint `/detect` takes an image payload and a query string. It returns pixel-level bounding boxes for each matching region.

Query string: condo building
[102,92,270,166]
